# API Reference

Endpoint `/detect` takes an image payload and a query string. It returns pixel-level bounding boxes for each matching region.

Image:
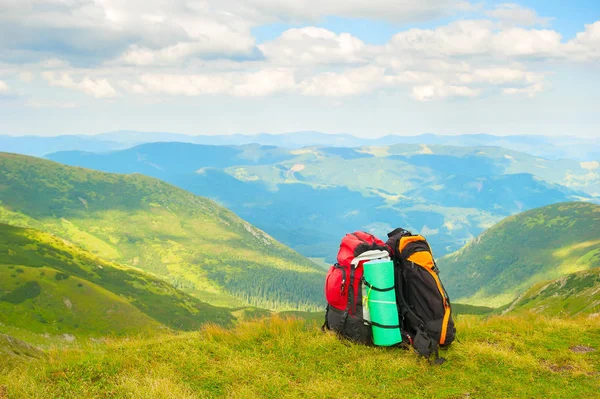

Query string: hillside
[0,223,233,336]
[0,153,324,311]
[504,267,600,317]
[1,315,599,398]
[0,333,45,363]
[47,142,597,261]
[439,202,600,306]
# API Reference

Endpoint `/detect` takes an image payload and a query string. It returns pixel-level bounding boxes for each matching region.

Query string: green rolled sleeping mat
[363,259,402,346]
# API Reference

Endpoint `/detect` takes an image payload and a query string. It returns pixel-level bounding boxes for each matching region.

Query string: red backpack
[322,231,389,344]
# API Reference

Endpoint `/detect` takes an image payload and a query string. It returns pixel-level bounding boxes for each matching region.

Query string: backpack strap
[348,264,357,315]
[387,227,411,239]
[321,304,330,332]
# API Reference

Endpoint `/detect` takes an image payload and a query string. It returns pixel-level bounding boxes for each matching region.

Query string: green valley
[0,153,324,311]
[439,202,600,307]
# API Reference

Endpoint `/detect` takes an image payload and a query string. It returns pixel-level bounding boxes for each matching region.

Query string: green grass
[0,223,234,337]
[0,153,324,311]
[439,202,600,307]
[504,267,600,317]
[0,314,598,398]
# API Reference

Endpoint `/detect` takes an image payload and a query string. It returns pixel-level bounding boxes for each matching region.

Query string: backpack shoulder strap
[321,304,330,332]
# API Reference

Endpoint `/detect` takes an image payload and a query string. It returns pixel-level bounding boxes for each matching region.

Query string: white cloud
[565,21,600,61]
[126,69,296,97]
[0,0,478,67]
[388,20,495,56]
[235,0,473,23]
[412,83,480,101]
[0,0,259,65]
[492,28,562,57]
[0,80,8,93]
[4,0,597,103]
[298,66,388,96]
[43,72,118,98]
[41,59,71,69]
[459,67,543,85]
[503,83,544,97]
[387,20,563,59]
[26,99,77,108]
[260,27,367,65]
[18,71,35,82]
[485,3,551,27]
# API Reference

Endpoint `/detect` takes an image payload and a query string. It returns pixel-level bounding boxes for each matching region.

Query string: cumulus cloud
[412,83,480,101]
[485,3,551,27]
[0,80,9,93]
[565,21,600,61]
[298,66,388,96]
[387,20,563,59]
[4,0,598,102]
[388,20,495,56]
[43,72,118,98]
[493,27,562,57]
[0,0,473,66]
[0,0,259,65]
[236,0,473,23]
[259,27,367,65]
[26,99,77,108]
[503,83,544,97]
[123,69,296,97]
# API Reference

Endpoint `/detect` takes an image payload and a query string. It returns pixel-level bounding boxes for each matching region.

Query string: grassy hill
[0,223,234,337]
[0,333,45,363]
[0,153,324,311]
[1,315,598,398]
[503,267,600,317]
[439,202,600,307]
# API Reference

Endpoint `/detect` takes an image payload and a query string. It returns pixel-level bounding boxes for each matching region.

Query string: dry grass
[1,314,599,398]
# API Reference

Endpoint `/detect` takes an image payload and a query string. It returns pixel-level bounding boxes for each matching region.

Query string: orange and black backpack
[387,228,456,362]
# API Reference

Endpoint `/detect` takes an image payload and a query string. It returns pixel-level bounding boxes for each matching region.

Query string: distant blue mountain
[0,135,127,157]
[92,131,600,161]
[3,131,598,160]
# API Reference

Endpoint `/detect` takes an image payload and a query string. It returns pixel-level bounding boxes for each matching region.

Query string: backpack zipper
[333,263,347,295]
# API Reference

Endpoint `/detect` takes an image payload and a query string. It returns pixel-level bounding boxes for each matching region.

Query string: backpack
[322,231,390,344]
[386,227,456,362]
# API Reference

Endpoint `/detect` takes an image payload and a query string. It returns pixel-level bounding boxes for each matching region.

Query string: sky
[0,0,599,138]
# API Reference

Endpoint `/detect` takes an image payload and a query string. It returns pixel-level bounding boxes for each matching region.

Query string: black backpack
[387,228,456,363]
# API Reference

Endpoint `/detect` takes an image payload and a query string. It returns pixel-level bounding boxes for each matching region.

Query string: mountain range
[46,142,599,263]
[2,131,599,161]
[1,135,599,349]
[1,146,599,399]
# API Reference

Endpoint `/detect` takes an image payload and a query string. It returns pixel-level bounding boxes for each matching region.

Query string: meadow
[1,314,599,399]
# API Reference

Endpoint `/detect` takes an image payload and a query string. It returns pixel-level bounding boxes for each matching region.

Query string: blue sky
[0,0,599,138]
